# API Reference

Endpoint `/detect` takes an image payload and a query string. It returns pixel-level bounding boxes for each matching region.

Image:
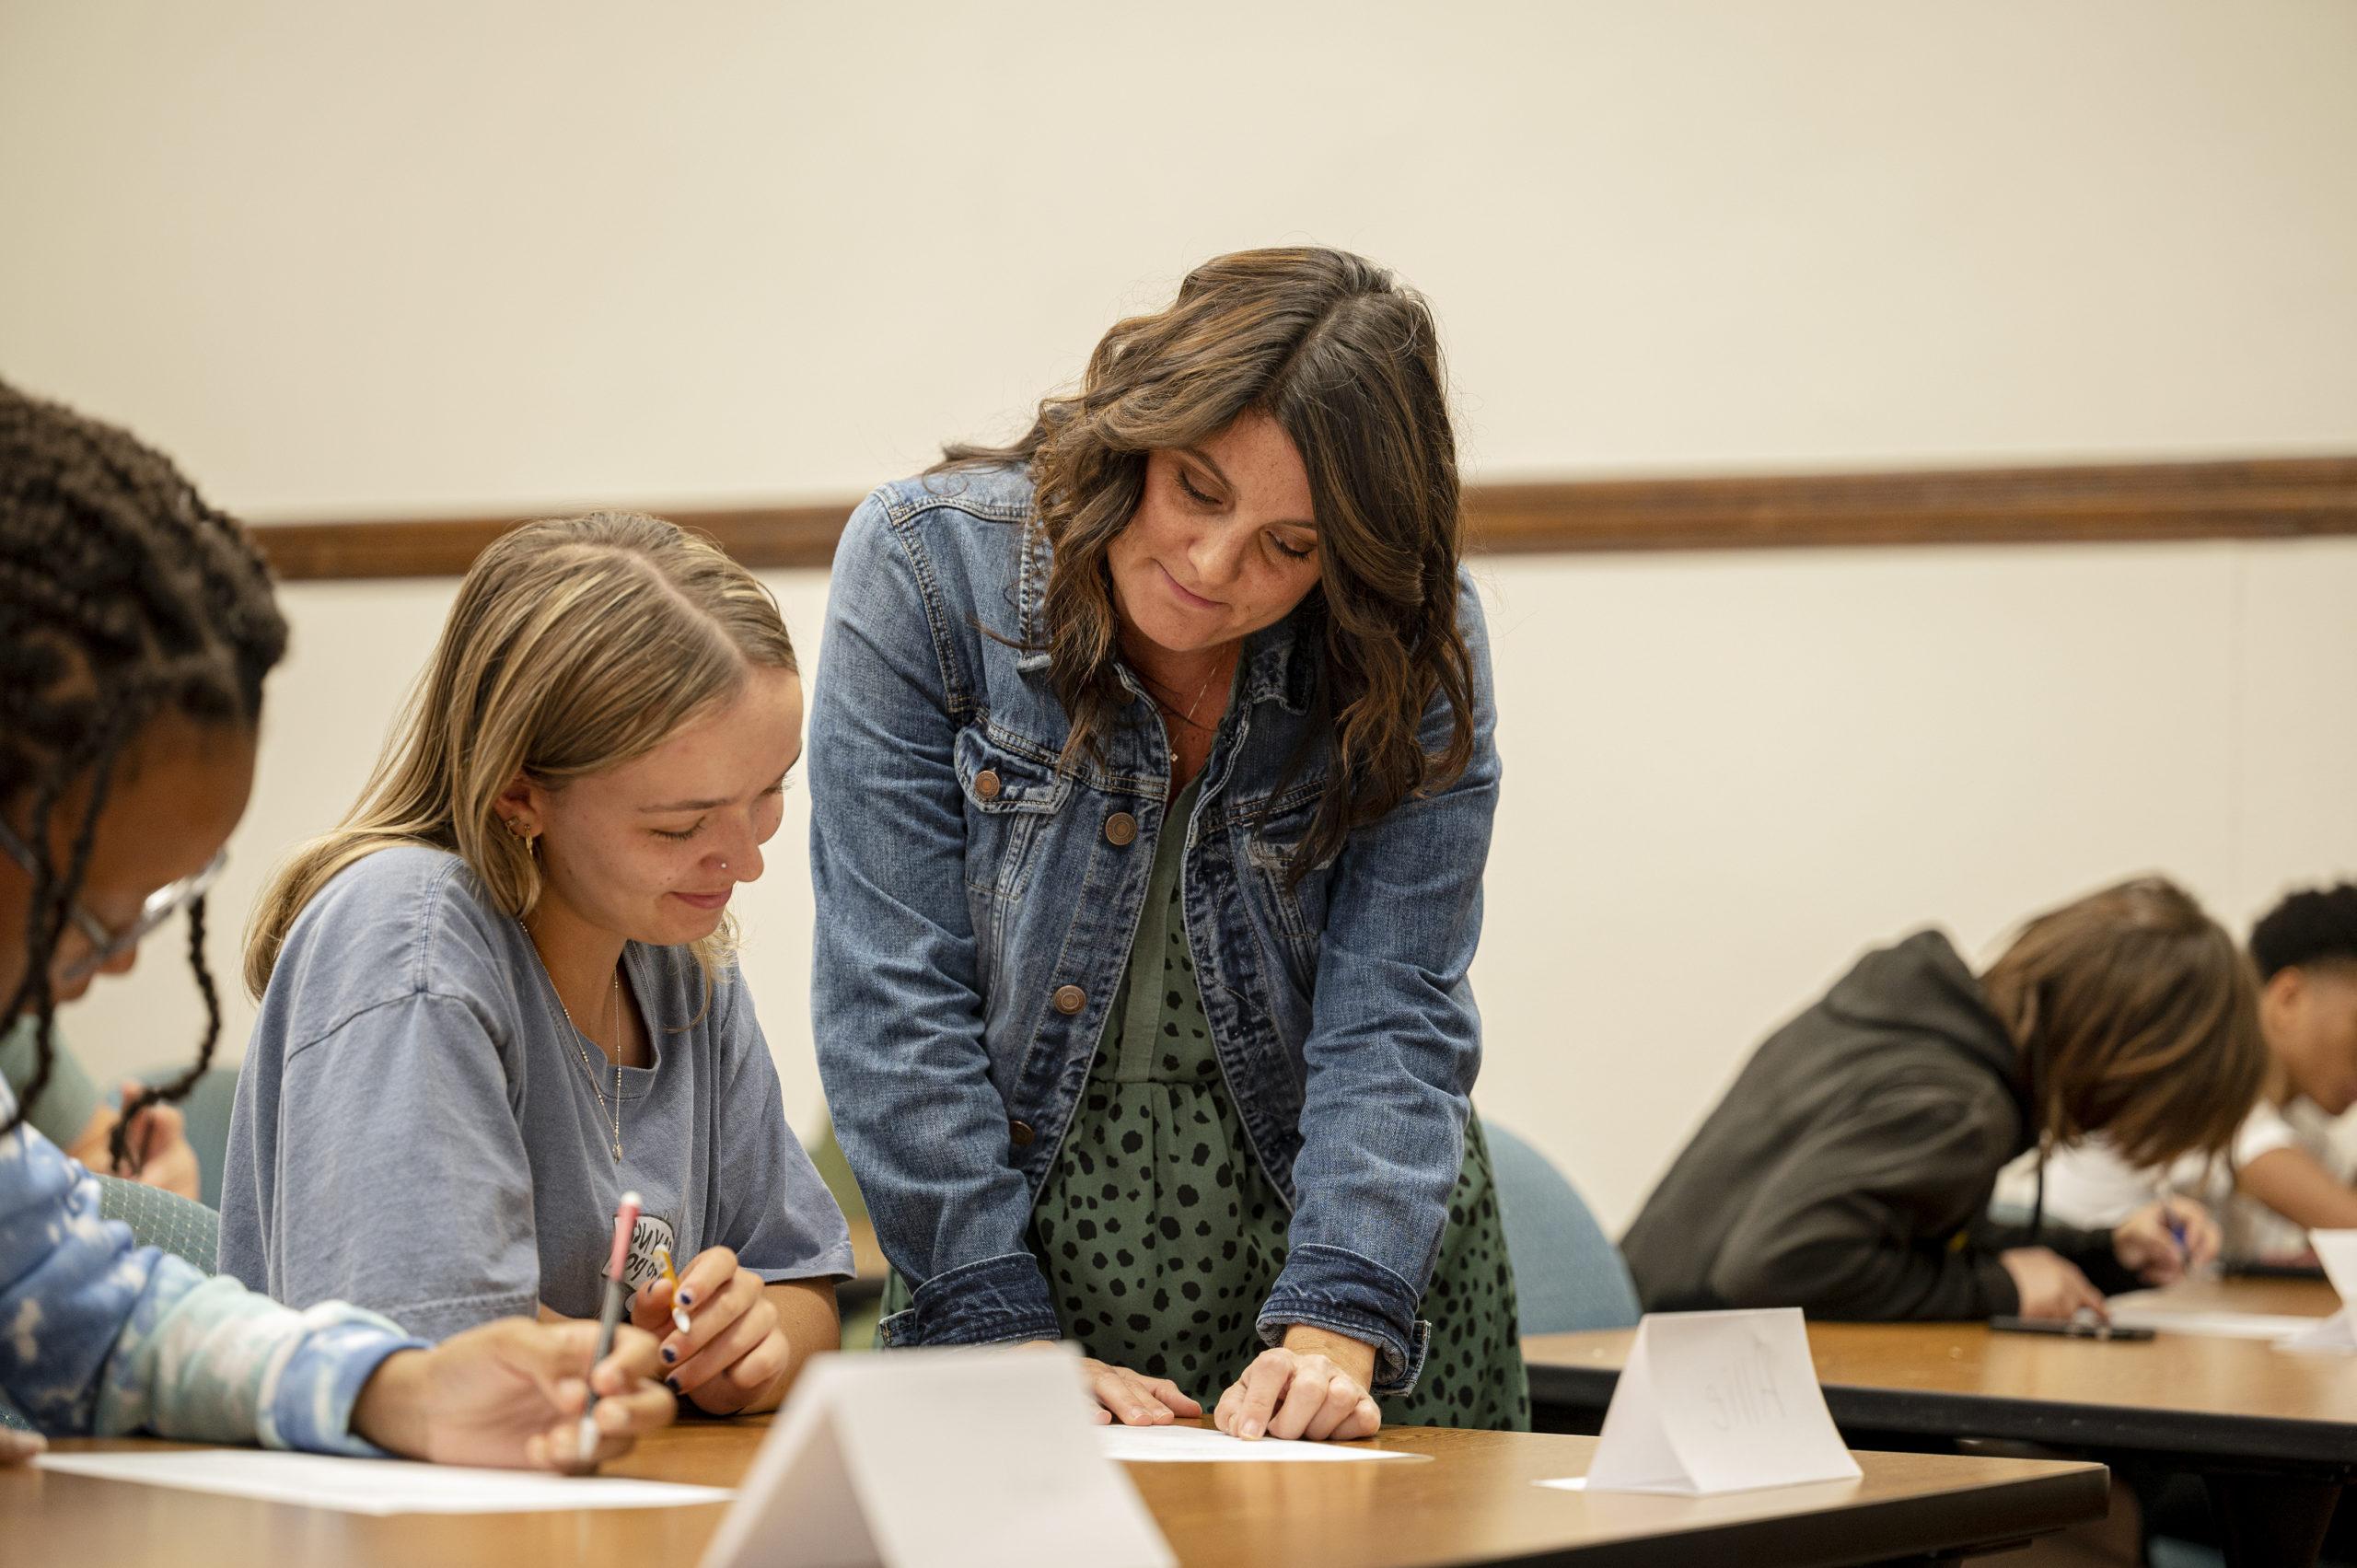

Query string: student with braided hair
[0,378,676,1468]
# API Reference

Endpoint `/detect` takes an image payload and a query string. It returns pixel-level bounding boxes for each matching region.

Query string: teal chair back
[1483,1120,1643,1335]
[0,1393,30,1433]
[136,1064,239,1210]
[94,1171,220,1275]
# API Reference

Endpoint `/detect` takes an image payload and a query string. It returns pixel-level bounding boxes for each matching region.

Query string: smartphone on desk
[1988,1315,2154,1342]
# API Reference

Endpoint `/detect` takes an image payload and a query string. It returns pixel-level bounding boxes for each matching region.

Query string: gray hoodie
[1620,930,2132,1320]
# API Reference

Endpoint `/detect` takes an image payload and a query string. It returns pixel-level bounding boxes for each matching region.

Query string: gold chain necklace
[1145,645,1236,734]
[521,922,624,1161]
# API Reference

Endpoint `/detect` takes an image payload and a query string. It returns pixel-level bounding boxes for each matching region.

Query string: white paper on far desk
[1097,1424,1417,1462]
[2104,1305,2333,1342]
[34,1449,733,1516]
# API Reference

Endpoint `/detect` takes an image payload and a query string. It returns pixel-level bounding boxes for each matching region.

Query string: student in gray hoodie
[1622,877,2268,1322]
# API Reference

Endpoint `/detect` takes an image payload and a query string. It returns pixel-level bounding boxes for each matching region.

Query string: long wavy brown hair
[943,246,1476,876]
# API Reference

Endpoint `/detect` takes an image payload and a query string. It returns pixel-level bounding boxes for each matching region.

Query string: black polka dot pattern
[882,777,1528,1431]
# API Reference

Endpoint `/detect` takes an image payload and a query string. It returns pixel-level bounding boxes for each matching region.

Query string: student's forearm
[2238,1146,2357,1232]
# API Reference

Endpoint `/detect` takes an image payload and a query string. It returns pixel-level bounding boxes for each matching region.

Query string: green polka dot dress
[888,777,1529,1430]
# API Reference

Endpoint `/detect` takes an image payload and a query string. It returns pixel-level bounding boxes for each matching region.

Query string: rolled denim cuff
[877,1250,1061,1348]
[1257,1242,1431,1397]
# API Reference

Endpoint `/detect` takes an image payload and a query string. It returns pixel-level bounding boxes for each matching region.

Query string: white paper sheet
[1096,1424,1417,1462]
[34,1448,733,1516]
[2105,1307,2331,1341]
[1537,1475,1588,1491]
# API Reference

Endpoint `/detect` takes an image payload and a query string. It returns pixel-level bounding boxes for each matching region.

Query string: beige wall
[6,2,2355,1230]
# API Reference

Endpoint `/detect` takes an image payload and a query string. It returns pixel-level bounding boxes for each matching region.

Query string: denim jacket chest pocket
[954,726,1070,981]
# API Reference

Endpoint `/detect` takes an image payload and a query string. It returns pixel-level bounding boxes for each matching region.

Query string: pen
[658,1245,692,1333]
[581,1190,642,1460]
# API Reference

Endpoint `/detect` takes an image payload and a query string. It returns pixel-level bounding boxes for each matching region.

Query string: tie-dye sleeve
[0,1097,425,1455]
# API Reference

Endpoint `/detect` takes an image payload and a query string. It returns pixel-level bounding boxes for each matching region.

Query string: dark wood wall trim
[249,455,2357,581]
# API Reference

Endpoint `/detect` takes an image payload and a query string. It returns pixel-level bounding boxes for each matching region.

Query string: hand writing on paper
[2115,1197,2219,1285]
[1050,1345,1203,1427]
[632,1246,801,1416]
[350,1318,675,1472]
[65,1083,202,1200]
[1998,1247,2107,1321]
[114,1087,203,1200]
[1212,1326,1381,1442]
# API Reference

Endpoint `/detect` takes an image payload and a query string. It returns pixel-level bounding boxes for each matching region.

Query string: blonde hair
[1980,876,2268,1171]
[244,513,795,996]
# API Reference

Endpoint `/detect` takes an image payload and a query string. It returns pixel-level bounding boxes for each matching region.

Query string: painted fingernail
[677,1289,693,1307]
[661,1344,677,1364]
[666,1376,682,1394]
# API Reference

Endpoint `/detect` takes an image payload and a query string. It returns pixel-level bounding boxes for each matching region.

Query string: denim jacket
[808,465,1498,1394]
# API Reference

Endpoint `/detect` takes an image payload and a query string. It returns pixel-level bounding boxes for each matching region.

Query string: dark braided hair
[2250,884,2357,982]
[0,378,287,1165]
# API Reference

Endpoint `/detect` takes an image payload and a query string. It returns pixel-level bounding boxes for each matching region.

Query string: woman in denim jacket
[811,248,1526,1438]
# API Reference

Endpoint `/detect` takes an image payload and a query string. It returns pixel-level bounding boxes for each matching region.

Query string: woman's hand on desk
[1998,1247,2107,1321]
[351,1318,675,1471]
[0,1428,45,1465]
[2114,1197,2220,1285]
[1213,1326,1382,1442]
[1061,1348,1203,1427]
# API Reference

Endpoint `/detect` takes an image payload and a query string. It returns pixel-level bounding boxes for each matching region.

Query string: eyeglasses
[0,818,226,983]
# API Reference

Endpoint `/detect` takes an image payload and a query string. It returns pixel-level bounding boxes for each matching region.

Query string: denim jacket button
[1104,811,1138,846]
[1008,1120,1036,1147]
[974,769,1003,801]
[1052,984,1086,1015]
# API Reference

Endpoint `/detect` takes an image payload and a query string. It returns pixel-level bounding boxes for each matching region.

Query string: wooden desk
[1527,1281,2354,1567]
[3,1423,2102,1568]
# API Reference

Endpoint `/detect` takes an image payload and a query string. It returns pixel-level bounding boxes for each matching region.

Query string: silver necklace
[521,921,625,1161]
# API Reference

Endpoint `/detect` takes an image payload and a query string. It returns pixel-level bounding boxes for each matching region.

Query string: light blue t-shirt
[220,846,852,1341]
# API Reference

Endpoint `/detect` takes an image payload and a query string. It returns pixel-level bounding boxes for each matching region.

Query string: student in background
[225,513,850,1417]
[2019,882,2357,1261]
[812,248,1523,1440]
[0,1018,201,1198]
[0,379,671,1467]
[1622,877,2268,1322]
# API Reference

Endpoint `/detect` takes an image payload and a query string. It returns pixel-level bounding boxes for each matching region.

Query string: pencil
[659,1246,692,1333]
[580,1191,643,1459]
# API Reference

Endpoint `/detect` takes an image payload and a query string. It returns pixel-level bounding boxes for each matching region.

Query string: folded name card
[1583,1307,1863,1496]
[697,1346,1174,1568]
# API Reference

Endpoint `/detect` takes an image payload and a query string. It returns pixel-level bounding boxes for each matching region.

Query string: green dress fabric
[884,778,1529,1429]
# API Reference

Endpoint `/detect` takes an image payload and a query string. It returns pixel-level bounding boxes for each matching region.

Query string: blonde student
[225,514,849,1417]
[2026,882,2357,1261]
[0,379,671,1468]
[1622,877,2268,1322]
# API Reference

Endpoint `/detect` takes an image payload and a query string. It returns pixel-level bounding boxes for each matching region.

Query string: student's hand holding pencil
[631,1244,792,1415]
[348,1318,676,1472]
[2114,1197,2220,1285]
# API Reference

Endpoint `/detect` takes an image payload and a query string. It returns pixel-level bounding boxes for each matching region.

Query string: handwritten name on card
[1580,1308,1862,1496]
